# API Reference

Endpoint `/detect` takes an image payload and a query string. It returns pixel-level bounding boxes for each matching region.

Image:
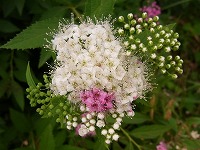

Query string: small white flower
[191,131,200,139]
[112,134,119,141]
[89,126,95,132]
[105,139,111,144]
[96,120,105,128]
[97,113,105,120]
[101,129,107,135]
[108,128,115,134]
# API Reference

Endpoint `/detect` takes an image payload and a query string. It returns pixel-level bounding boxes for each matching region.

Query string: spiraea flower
[26,12,183,144]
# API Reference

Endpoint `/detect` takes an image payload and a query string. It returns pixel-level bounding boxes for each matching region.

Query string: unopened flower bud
[118,16,124,22]
[127,13,133,20]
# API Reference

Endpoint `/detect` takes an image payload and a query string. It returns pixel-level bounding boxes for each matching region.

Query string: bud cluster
[117,12,183,78]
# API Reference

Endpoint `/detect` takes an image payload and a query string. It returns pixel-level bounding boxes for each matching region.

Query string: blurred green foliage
[0,0,200,150]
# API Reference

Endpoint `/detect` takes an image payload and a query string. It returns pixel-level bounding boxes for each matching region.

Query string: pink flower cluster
[80,88,115,112]
[156,141,167,150]
[140,2,161,18]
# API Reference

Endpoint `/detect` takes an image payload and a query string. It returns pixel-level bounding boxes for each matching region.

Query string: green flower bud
[49,104,54,109]
[150,22,156,27]
[127,13,133,20]
[164,47,171,52]
[166,64,171,69]
[153,45,158,51]
[151,53,156,59]
[129,35,134,40]
[56,109,61,114]
[118,28,124,35]
[175,56,180,60]
[136,29,142,34]
[160,30,165,35]
[174,33,179,38]
[142,12,147,18]
[170,61,176,66]
[167,55,172,60]
[157,25,163,30]
[148,18,153,23]
[39,110,43,115]
[63,111,67,115]
[171,74,178,79]
[178,69,183,74]
[135,38,141,44]
[137,18,143,23]
[153,16,159,22]
[148,41,153,46]
[56,118,61,123]
[48,112,52,116]
[131,19,136,25]
[155,33,160,38]
[150,28,155,33]
[131,44,137,50]
[124,24,130,29]
[161,69,166,74]
[142,22,148,28]
[157,44,163,49]
[173,45,179,51]
[118,16,124,22]
[59,102,64,107]
[129,27,135,34]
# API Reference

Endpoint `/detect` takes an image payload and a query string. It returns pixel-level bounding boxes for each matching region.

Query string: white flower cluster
[50,19,149,113]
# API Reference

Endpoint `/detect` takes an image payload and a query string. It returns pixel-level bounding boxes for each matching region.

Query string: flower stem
[68,6,83,22]
[120,127,142,150]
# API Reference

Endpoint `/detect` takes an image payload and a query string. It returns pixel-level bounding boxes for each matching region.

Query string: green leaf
[10,108,31,132]
[38,48,55,68]
[183,139,200,150]
[130,125,171,139]
[40,124,55,150]
[186,117,200,126]
[123,112,150,124]
[11,81,25,110]
[85,0,116,18]
[26,62,36,88]
[57,145,85,150]
[0,19,20,33]
[14,0,25,15]
[125,142,134,150]
[1,18,60,50]
[54,131,67,147]
[0,79,9,98]
[40,6,67,20]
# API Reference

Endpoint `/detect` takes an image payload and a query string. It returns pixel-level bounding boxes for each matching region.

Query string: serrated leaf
[40,124,55,150]
[26,62,36,88]
[1,18,60,50]
[10,108,31,132]
[85,0,116,18]
[38,48,55,68]
[0,19,19,33]
[130,125,171,139]
[12,81,24,110]
[14,0,25,15]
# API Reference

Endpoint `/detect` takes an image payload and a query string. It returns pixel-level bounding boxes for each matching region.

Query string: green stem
[68,6,83,22]
[120,127,142,150]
